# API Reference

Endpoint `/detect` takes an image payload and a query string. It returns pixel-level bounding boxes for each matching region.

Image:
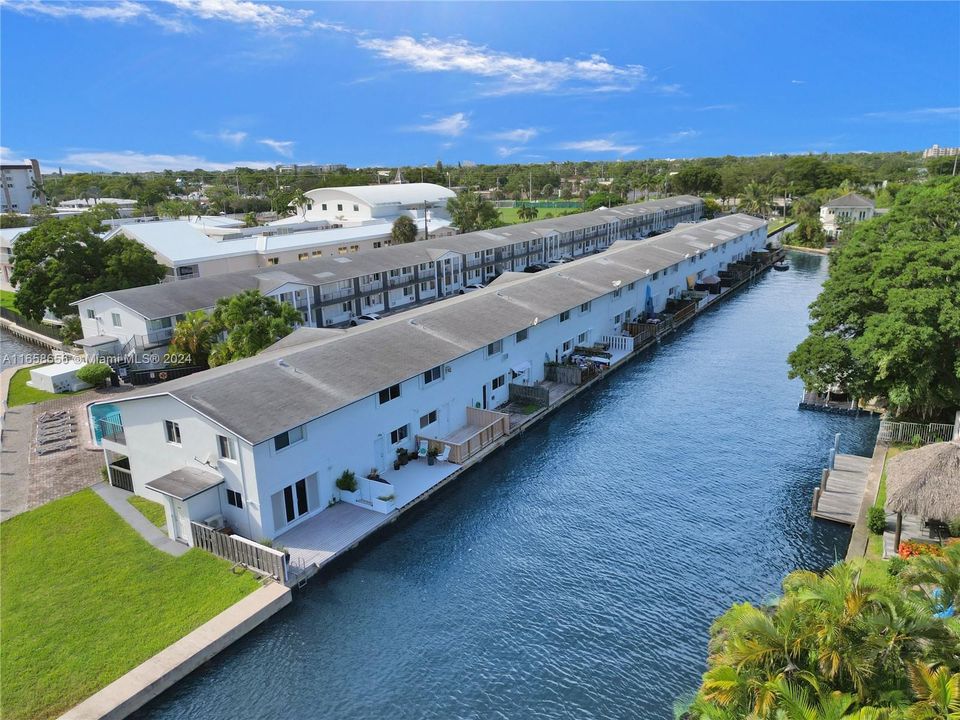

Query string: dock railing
[419,407,510,464]
[191,522,288,583]
[877,420,954,446]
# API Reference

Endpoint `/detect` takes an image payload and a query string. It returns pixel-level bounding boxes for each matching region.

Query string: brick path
[1,384,136,522]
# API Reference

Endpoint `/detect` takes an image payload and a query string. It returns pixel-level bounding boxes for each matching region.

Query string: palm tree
[907,663,960,719]
[291,188,310,220]
[900,543,960,613]
[739,182,773,218]
[168,310,216,368]
[390,215,418,244]
[516,203,538,222]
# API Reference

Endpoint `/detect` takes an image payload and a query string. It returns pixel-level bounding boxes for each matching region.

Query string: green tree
[788,178,960,418]
[29,204,54,221]
[206,184,237,214]
[446,192,499,233]
[0,214,30,228]
[516,203,539,222]
[208,290,301,367]
[390,215,418,244]
[291,188,310,221]
[168,310,217,368]
[156,199,198,219]
[673,163,722,196]
[790,217,829,248]
[739,182,773,217]
[59,315,82,343]
[243,212,258,228]
[584,192,622,210]
[268,188,294,216]
[10,216,167,320]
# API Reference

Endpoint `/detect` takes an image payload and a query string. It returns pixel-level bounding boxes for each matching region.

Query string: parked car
[458,283,486,294]
[546,259,564,267]
[524,263,549,273]
[349,313,382,326]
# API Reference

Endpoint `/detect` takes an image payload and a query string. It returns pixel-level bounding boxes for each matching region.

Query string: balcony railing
[359,281,383,293]
[99,418,126,444]
[144,327,174,347]
[388,274,414,287]
[320,286,353,301]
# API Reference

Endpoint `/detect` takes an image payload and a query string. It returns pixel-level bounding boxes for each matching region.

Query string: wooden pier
[811,453,872,525]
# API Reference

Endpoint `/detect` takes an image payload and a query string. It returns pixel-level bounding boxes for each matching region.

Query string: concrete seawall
[57,583,291,720]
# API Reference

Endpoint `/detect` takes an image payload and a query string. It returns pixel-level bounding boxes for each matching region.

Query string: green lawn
[0,288,16,311]
[127,495,167,528]
[5,366,87,407]
[0,489,259,720]
[497,206,582,225]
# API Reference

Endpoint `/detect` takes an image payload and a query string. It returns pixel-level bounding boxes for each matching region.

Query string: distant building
[819,192,875,237]
[0,227,30,291]
[922,144,960,159]
[0,159,44,214]
[57,198,138,218]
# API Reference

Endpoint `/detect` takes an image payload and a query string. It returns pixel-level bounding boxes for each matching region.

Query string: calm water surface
[0,327,47,369]
[136,252,878,720]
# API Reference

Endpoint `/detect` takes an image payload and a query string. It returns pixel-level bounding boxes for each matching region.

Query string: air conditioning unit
[204,514,226,530]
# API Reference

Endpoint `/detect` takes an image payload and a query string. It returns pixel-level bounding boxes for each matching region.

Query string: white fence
[877,420,955,446]
[600,334,634,352]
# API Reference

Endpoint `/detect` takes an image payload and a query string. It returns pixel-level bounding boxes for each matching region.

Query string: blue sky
[1,1,958,172]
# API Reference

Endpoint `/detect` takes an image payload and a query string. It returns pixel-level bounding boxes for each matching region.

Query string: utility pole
[423,200,429,241]
[953,154,958,177]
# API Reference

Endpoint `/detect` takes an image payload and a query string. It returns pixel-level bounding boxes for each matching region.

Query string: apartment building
[88,213,766,546]
[0,159,44,214]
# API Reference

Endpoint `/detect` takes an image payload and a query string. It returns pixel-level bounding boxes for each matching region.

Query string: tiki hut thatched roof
[885,441,960,521]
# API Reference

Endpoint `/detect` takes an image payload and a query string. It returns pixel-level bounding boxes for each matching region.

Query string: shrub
[76,362,113,386]
[335,469,357,492]
[59,315,82,343]
[887,556,907,576]
[910,433,923,448]
[867,506,887,535]
[949,517,960,537]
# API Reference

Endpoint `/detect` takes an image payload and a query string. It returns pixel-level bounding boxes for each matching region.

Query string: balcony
[418,407,511,465]
[98,417,126,445]
[387,274,414,288]
[359,281,383,293]
[320,286,353,302]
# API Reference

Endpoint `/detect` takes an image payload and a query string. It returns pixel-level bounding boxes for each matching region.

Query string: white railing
[600,334,634,352]
[877,421,954,446]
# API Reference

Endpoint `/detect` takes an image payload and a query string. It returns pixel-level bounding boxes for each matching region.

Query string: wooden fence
[877,421,955,446]
[508,383,550,408]
[0,308,64,342]
[191,522,287,583]
[545,363,587,385]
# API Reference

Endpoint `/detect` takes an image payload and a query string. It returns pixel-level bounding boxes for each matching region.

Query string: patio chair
[417,439,428,459]
[36,440,76,455]
[37,432,76,444]
[436,446,451,463]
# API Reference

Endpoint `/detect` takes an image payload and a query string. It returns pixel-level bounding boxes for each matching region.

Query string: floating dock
[811,453,872,525]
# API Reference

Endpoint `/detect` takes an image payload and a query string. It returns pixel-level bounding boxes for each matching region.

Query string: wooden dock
[811,453,872,525]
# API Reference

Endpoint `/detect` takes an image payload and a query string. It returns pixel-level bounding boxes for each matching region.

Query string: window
[423,366,442,384]
[164,420,181,444]
[580,302,591,313]
[111,312,122,327]
[373,242,382,249]
[226,489,243,508]
[353,204,359,212]
[652,271,659,280]
[491,375,505,390]
[578,331,589,344]
[562,339,573,352]
[218,435,236,461]
[267,257,279,266]
[559,310,570,322]
[420,410,437,429]
[298,253,309,261]
[378,383,401,404]
[311,250,322,257]
[627,282,636,291]
[487,340,502,356]
[321,203,327,211]
[390,424,408,444]
[86,308,95,319]
[515,328,528,343]
[273,424,304,451]
[337,203,343,211]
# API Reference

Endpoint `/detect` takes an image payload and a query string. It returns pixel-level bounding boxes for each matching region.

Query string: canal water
[135,251,878,720]
[0,327,48,369]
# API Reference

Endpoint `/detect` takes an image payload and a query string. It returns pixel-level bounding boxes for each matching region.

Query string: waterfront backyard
[0,489,259,720]
[134,251,880,720]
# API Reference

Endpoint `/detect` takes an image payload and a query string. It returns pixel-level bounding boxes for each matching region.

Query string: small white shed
[28,360,93,393]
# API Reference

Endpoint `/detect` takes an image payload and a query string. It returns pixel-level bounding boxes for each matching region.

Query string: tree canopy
[446,191,499,233]
[787,177,960,418]
[9,214,167,320]
[207,290,301,367]
[686,548,960,719]
[390,215,418,244]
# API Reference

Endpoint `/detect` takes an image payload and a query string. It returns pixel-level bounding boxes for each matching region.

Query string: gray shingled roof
[109,213,762,445]
[822,193,875,209]
[71,196,701,320]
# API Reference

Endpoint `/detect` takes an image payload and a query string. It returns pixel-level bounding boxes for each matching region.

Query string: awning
[511,361,531,375]
[146,467,224,501]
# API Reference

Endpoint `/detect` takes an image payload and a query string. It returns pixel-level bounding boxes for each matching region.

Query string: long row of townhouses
[72,195,702,360]
[90,212,768,567]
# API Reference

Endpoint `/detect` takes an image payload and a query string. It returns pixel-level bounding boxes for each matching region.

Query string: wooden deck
[276,502,392,573]
[811,453,872,525]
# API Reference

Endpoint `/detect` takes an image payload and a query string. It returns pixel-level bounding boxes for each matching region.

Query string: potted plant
[393,457,401,471]
[367,468,381,481]
[336,469,360,503]
[427,447,439,466]
[397,448,409,466]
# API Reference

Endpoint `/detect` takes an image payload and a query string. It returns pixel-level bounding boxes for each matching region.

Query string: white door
[174,500,191,543]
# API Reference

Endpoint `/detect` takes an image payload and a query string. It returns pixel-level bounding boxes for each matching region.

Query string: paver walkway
[92,481,188,557]
[1,383,136,522]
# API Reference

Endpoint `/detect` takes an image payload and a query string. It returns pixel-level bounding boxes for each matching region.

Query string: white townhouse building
[819,192,876,237]
[89,213,767,547]
[71,196,703,360]
[0,159,44,214]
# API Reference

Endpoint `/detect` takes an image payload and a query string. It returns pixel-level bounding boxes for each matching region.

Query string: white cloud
[791,79,806,85]
[491,128,539,143]
[160,0,311,30]
[862,107,960,122]
[358,35,647,95]
[496,146,524,158]
[55,150,275,172]
[0,146,27,164]
[410,113,469,137]
[195,129,248,145]
[257,138,295,156]
[558,139,640,155]
[697,104,736,112]
[662,130,701,143]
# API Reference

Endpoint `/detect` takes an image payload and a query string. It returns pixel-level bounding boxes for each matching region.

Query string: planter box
[371,497,396,513]
[338,489,361,504]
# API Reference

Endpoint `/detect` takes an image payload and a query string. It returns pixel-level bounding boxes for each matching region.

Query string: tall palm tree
[168,310,216,368]
[906,663,960,720]
[738,182,773,218]
[291,188,310,220]
[516,203,538,222]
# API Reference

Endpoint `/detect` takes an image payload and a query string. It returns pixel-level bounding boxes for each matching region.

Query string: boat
[773,261,790,272]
